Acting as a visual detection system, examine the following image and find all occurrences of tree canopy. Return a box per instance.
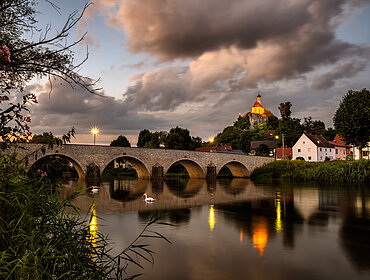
[0,0,95,147]
[110,135,131,147]
[333,88,370,158]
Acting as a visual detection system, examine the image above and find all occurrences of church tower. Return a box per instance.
[251,93,265,115]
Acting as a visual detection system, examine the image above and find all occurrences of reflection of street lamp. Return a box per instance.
[91,127,99,145]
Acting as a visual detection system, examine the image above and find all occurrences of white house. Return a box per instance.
[353,143,370,160]
[293,133,335,161]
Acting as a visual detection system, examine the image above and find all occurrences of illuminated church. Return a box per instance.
[243,93,269,128]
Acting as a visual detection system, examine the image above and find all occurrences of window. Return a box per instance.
[320,156,322,160]
[344,150,346,155]
[298,149,301,152]
[308,156,311,160]
[308,148,311,152]
[320,148,322,151]
[303,141,305,144]
[325,148,327,152]
[336,149,338,154]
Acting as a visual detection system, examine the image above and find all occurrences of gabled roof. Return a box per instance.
[250,140,276,150]
[304,133,333,148]
[329,134,352,148]
[252,101,263,108]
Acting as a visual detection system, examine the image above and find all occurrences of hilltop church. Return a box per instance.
[242,94,269,128]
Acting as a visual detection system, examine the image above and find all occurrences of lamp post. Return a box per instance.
[91,127,99,145]
[275,134,285,159]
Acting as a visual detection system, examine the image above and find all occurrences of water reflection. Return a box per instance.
[209,205,215,231]
[60,179,370,279]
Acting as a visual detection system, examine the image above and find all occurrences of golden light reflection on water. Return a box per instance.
[252,217,268,257]
[275,192,283,232]
[209,205,215,231]
[89,203,98,247]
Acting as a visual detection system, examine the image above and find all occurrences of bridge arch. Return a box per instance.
[29,153,85,179]
[102,156,150,179]
[218,161,250,178]
[165,159,206,179]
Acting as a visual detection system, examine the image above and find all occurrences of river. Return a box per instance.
[60,178,370,280]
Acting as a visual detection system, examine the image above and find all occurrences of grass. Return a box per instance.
[251,159,370,183]
[0,153,170,279]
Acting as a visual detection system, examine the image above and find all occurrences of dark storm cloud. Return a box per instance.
[29,78,164,135]
[94,0,369,111]
[312,60,367,90]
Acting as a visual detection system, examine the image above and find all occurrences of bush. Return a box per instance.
[251,159,370,183]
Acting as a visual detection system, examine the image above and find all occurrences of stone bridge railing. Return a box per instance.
[12,143,274,180]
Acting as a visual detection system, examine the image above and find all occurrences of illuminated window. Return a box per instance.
[308,148,311,152]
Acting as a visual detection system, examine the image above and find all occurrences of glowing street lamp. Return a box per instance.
[91,127,99,145]
[209,137,214,144]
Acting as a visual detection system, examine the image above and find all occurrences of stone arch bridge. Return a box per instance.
[14,143,273,180]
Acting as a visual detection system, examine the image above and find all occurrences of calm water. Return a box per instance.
[61,178,370,280]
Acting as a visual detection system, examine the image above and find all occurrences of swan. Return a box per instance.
[91,186,99,194]
[143,193,155,203]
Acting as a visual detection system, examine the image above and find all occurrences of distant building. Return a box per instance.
[195,146,244,154]
[250,140,276,156]
[242,93,269,128]
[329,134,352,160]
[276,147,293,160]
[293,133,335,161]
[353,143,370,160]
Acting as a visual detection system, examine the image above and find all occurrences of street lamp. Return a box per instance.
[90,127,99,145]
[275,134,285,159]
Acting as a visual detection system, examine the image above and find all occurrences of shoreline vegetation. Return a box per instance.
[251,160,370,183]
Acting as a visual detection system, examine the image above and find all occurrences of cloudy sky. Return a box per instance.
[28,0,370,145]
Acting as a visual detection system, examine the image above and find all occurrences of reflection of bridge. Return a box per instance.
[15,143,273,180]
[59,178,273,213]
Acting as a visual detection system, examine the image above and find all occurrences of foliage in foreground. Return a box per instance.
[251,159,370,183]
[0,153,170,279]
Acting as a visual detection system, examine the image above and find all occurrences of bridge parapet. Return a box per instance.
[12,143,274,180]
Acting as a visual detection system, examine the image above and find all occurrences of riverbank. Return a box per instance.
[251,159,370,183]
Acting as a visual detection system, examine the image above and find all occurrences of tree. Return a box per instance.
[164,126,192,150]
[255,144,270,156]
[110,135,131,147]
[323,127,337,141]
[275,118,304,147]
[302,116,325,135]
[0,0,97,147]
[278,102,292,119]
[233,115,250,130]
[137,129,152,147]
[333,88,370,159]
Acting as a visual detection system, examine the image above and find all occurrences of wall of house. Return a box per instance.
[293,134,318,161]
[317,147,335,161]
[353,144,370,160]
[334,147,347,160]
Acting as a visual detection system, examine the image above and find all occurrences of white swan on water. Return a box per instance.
[143,193,155,203]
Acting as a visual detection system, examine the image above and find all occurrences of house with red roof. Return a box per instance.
[293,133,335,161]
[329,134,352,160]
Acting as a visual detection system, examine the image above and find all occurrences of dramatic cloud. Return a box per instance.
[86,0,370,112]
[28,78,164,138]
[312,60,367,89]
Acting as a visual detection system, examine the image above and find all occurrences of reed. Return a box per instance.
[251,159,370,183]
[0,153,170,279]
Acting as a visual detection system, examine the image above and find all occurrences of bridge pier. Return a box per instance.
[152,163,164,179]
[86,163,100,181]
[206,163,217,179]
